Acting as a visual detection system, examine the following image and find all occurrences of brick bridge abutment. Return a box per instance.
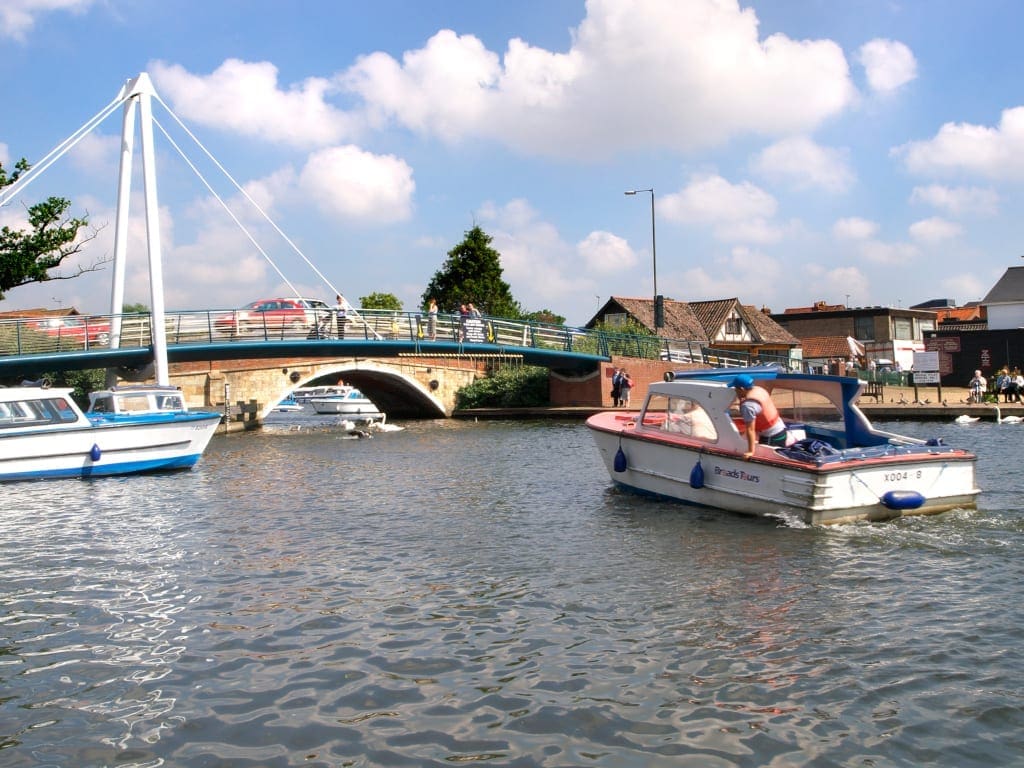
[165,354,494,421]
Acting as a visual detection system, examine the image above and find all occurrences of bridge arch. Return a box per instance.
[258,359,456,420]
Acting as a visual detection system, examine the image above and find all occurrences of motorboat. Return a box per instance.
[586,366,979,525]
[274,395,304,412]
[0,383,222,481]
[310,386,385,421]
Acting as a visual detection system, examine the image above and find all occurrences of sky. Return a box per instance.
[2,0,1024,326]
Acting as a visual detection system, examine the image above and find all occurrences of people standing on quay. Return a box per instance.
[968,369,987,403]
[458,304,470,341]
[426,298,438,341]
[611,367,622,407]
[619,370,633,407]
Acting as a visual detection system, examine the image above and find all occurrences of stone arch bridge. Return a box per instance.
[167,353,506,421]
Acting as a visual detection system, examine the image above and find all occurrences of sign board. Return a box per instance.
[462,318,487,344]
[912,371,940,384]
[913,351,939,371]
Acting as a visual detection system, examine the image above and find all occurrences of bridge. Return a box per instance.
[0,73,711,420]
[0,308,638,418]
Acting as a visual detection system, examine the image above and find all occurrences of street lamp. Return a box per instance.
[625,187,661,327]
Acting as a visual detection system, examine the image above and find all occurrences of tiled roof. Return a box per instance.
[982,266,1024,304]
[597,297,708,341]
[736,304,801,345]
[593,296,798,346]
[800,336,860,359]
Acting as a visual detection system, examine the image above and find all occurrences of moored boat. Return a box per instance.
[310,386,385,421]
[0,383,222,481]
[587,366,979,525]
[274,395,304,412]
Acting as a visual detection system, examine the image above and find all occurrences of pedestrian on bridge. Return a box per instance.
[335,294,348,339]
[427,298,438,341]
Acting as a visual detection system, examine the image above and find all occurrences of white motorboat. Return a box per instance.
[0,383,222,482]
[310,387,385,421]
[274,395,304,412]
[587,366,979,525]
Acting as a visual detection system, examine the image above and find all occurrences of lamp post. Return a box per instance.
[625,187,661,327]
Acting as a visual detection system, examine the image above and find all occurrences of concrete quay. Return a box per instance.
[453,386,1024,422]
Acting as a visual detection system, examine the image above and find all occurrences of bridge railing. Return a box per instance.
[3,308,780,369]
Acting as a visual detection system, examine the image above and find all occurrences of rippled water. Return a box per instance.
[2,413,1023,767]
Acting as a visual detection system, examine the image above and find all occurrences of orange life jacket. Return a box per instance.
[743,386,784,434]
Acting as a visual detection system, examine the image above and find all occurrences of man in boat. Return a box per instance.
[731,373,787,459]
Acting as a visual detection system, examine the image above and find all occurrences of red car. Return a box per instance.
[215,297,332,335]
[29,316,111,347]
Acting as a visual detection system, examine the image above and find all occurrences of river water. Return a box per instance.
[2,411,1022,767]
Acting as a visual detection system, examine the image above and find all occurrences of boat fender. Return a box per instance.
[613,446,628,473]
[89,444,102,462]
[690,458,705,489]
[881,490,925,510]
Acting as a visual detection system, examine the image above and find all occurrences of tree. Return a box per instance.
[422,226,522,318]
[359,292,402,311]
[522,309,566,325]
[122,302,149,314]
[0,158,103,301]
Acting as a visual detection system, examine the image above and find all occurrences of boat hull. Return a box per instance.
[0,414,221,482]
[309,398,384,419]
[589,416,978,525]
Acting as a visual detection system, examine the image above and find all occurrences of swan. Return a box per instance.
[954,414,979,423]
[994,406,1023,424]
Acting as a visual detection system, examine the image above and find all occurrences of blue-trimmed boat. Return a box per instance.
[0,383,221,481]
[587,366,979,525]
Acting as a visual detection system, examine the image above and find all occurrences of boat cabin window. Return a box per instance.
[155,393,184,410]
[0,396,79,428]
[766,386,844,428]
[649,394,718,441]
[117,393,156,413]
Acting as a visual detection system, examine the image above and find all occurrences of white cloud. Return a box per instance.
[940,274,987,303]
[577,231,636,274]
[751,136,855,192]
[909,184,999,216]
[661,173,782,244]
[0,0,94,41]
[894,106,1024,179]
[332,0,856,158]
[672,246,782,302]
[297,146,414,224]
[150,59,360,148]
[833,217,878,240]
[909,217,962,243]
[859,239,919,265]
[804,264,871,304]
[857,38,917,93]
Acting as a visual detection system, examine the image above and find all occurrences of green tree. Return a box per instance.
[0,158,103,301]
[122,302,149,314]
[422,226,522,318]
[522,308,566,325]
[359,292,402,311]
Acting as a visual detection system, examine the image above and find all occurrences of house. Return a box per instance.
[771,300,937,372]
[979,266,1024,330]
[586,296,800,365]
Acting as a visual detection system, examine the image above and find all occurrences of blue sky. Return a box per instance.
[3,0,1023,325]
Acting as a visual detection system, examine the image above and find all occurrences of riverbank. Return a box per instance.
[453,385,1024,422]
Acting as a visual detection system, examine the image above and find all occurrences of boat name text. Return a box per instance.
[715,465,760,483]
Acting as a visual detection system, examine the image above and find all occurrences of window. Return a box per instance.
[725,318,742,336]
[854,316,874,341]
[648,394,718,441]
[893,317,912,340]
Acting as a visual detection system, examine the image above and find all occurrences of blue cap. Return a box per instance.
[731,373,754,389]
